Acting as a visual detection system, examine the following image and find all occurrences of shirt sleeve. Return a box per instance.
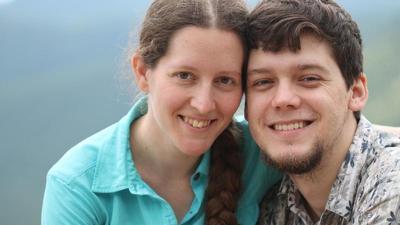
[41,174,104,225]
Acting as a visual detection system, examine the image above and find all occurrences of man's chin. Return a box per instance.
[261,145,324,174]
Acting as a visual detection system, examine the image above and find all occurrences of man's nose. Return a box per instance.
[271,83,301,110]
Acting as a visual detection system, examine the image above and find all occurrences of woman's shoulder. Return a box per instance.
[47,123,119,186]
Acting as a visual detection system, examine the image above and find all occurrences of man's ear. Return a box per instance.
[349,73,368,111]
[131,53,150,93]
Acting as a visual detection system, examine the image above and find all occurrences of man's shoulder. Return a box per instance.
[373,124,400,137]
[356,124,400,194]
[369,126,400,169]
[363,126,400,173]
[349,126,400,223]
[353,119,400,170]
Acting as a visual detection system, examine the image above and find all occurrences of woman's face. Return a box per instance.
[143,26,244,157]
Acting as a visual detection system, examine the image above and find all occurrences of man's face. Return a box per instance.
[246,34,365,174]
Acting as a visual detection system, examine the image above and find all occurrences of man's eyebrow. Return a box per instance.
[247,68,274,75]
[296,63,329,73]
[247,63,330,76]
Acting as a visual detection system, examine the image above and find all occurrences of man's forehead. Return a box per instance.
[247,36,336,74]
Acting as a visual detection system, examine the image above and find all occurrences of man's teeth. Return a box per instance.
[274,121,305,131]
[183,117,211,128]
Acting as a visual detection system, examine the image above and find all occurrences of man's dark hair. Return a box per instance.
[248,0,364,88]
[247,0,364,119]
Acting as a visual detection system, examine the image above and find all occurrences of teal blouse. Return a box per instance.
[41,97,281,225]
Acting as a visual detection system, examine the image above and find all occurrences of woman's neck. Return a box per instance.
[129,114,199,222]
[129,114,200,180]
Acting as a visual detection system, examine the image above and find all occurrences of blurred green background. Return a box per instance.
[0,0,399,224]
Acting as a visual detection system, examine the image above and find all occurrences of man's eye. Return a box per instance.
[253,79,273,86]
[299,75,323,87]
[175,72,193,80]
[300,76,320,82]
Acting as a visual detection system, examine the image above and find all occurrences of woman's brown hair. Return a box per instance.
[136,0,248,224]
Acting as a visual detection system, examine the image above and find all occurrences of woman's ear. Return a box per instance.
[349,73,368,111]
[131,53,150,93]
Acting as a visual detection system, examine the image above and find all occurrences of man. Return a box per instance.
[245,0,400,224]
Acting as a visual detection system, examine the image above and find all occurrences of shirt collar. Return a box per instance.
[195,152,210,177]
[91,96,148,193]
[276,176,316,224]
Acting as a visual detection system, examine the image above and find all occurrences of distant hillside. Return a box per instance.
[353,3,400,125]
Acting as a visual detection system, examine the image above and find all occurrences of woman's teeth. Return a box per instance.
[183,116,211,128]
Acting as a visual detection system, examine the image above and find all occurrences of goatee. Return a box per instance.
[262,142,323,175]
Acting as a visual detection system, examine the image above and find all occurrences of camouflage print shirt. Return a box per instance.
[257,116,400,225]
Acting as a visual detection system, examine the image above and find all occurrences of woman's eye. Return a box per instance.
[175,72,193,80]
[218,76,235,85]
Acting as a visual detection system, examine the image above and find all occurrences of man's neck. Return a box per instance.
[289,158,343,221]
[289,116,358,221]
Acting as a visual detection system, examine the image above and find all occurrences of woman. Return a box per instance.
[41,0,281,225]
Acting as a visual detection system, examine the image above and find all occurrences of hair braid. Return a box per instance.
[206,122,243,225]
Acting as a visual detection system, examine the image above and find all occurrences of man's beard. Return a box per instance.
[262,142,324,175]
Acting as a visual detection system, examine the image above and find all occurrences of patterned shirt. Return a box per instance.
[258,116,400,225]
